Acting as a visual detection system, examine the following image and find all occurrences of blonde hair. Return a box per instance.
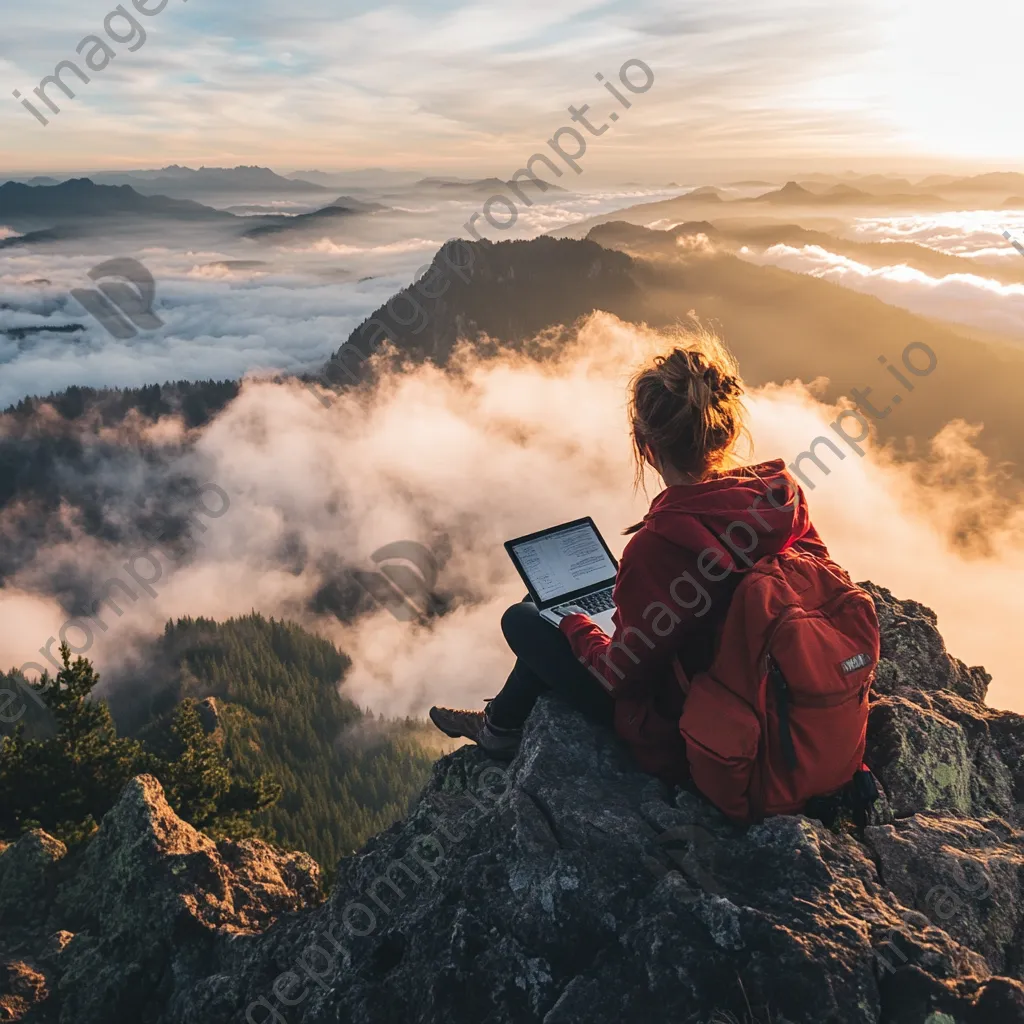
[627,329,749,508]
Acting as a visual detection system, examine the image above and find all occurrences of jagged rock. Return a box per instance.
[51,775,321,1023]
[176,693,1023,1024]
[867,683,1021,825]
[862,583,991,705]
[865,814,1024,977]
[57,775,320,935]
[38,932,72,963]
[868,696,974,818]
[0,834,66,1021]
[2,584,1023,1024]
[0,832,65,931]
[196,697,223,741]
[0,959,48,1021]
[862,585,1023,827]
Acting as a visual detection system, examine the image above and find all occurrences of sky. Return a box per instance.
[0,0,1021,178]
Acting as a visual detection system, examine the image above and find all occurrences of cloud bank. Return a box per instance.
[744,243,1024,342]
[2,313,1022,720]
[0,186,689,407]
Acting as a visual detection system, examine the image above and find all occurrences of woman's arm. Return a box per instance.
[558,530,719,698]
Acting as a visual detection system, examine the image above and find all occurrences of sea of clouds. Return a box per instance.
[0,186,685,408]
[738,207,1024,343]
[2,313,1022,718]
[743,242,1024,342]
[851,210,1024,260]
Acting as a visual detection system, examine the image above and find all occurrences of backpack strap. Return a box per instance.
[804,764,880,831]
[848,763,880,830]
[671,654,691,695]
[768,657,798,772]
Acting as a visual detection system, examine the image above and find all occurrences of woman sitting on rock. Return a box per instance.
[429,332,839,788]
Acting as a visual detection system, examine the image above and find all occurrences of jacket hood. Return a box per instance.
[641,459,811,573]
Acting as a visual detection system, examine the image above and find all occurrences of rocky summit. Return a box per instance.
[3,583,1024,1024]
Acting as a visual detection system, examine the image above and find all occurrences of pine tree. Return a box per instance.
[0,645,280,846]
[156,698,280,838]
[0,646,146,840]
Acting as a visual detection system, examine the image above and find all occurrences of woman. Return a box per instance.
[430,333,830,783]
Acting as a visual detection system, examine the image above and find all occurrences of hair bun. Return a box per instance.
[703,365,740,404]
[626,330,748,503]
[656,350,698,397]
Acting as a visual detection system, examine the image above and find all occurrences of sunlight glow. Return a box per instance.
[875,0,1024,161]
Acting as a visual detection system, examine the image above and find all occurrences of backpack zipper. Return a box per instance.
[768,656,798,772]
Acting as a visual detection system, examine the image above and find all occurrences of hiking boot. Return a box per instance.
[428,705,522,760]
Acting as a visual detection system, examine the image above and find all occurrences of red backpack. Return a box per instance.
[678,549,880,822]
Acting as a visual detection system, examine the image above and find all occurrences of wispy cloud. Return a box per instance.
[0,0,894,175]
[744,242,1024,342]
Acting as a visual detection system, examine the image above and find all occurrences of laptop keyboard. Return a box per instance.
[555,588,615,616]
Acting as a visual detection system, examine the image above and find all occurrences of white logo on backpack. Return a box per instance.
[840,652,872,674]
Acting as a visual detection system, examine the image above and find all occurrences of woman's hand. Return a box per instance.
[554,605,589,618]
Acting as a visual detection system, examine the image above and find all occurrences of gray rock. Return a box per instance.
[0,958,48,1021]
[52,775,321,1023]
[0,831,65,931]
[2,583,1024,1024]
[867,689,1021,825]
[867,696,974,817]
[861,582,992,705]
[865,814,1024,977]
[196,696,223,740]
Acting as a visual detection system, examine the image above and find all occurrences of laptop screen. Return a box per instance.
[510,521,617,603]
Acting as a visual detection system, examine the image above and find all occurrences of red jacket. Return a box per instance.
[559,459,829,782]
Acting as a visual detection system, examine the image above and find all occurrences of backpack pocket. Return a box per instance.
[760,607,874,813]
[680,673,761,822]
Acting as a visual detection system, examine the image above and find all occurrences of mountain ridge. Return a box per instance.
[3,166,332,198]
[0,178,234,226]
[315,232,1024,488]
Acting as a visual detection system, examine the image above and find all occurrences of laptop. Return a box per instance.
[505,517,619,633]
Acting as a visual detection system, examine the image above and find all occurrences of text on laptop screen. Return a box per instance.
[511,523,616,603]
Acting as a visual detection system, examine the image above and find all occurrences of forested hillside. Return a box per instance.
[3,614,439,874]
[1,378,240,427]
[122,613,438,870]
[320,232,1024,478]
[0,646,280,848]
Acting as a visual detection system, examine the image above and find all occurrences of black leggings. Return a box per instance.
[487,599,615,729]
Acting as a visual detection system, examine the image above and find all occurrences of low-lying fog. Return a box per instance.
[2,315,1022,717]
[0,183,686,407]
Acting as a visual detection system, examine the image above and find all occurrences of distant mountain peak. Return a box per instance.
[825,183,870,198]
[683,185,724,201]
[414,175,567,194]
[0,177,231,223]
[753,181,824,204]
